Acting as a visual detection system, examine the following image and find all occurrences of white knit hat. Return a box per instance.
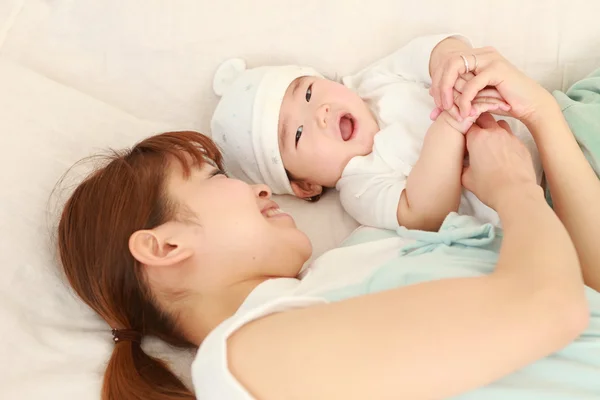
[211,58,322,195]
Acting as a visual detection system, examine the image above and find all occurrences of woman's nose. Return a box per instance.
[252,184,272,199]
[315,104,330,129]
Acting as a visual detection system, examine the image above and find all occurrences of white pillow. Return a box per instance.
[0,57,356,397]
[0,58,172,397]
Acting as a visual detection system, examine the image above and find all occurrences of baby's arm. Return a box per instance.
[397,105,499,231]
[396,112,464,231]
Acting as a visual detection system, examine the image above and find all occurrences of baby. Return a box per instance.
[211,34,542,231]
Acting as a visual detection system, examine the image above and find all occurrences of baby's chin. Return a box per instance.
[319,166,345,188]
[352,136,375,156]
[349,120,377,146]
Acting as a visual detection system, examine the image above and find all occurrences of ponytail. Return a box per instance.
[103,340,194,400]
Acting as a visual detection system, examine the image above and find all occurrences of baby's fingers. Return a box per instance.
[473,96,511,111]
[432,88,465,121]
[468,102,501,121]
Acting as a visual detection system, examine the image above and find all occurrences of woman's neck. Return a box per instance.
[181,277,269,346]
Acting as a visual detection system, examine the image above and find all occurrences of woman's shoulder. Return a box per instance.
[191,279,327,399]
[338,225,399,247]
[190,229,408,398]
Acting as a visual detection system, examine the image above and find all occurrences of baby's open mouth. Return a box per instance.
[339,114,355,141]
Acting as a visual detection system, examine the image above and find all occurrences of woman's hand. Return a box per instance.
[429,39,508,113]
[430,46,510,113]
[461,113,540,210]
[429,37,473,85]
[429,72,510,121]
[430,47,554,122]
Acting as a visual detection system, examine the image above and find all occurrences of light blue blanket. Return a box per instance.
[546,68,600,207]
[324,213,600,398]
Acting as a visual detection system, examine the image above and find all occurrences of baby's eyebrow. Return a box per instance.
[279,119,289,151]
[290,77,303,97]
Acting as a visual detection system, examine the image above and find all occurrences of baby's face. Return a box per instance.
[278,76,379,190]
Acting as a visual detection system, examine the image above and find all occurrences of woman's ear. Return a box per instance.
[129,221,195,268]
[290,180,323,199]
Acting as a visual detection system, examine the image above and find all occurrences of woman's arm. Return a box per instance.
[524,100,600,291]
[226,122,588,400]
[446,48,600,292]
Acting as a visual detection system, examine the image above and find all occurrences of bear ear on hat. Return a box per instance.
[213,58,247,96]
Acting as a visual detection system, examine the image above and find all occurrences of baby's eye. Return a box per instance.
[295,126,303,147]
[305,84,312,102]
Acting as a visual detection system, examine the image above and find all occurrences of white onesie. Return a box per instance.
[336,34,543,230]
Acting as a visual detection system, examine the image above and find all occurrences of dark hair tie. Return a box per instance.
[111,328,142,344]
[307,193,322,202]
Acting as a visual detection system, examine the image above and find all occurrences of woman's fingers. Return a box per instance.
[475,88,506,101]
[474,112,499,129]
[430,69,443,109]
[457,68,504,118]
[461,116,537,209]
[496,119,512,133]
[439,56,470,109]
[433,45,553,125]
[473,96,511,112]
[436,48,499,111]
[454,75,472,93]
[429,106,443,121]
[456,72,510,112]
[446,103,464,122]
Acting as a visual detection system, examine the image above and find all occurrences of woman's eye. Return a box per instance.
[212,169,227,177]
[295,126,303,147]
[305,84,312,102]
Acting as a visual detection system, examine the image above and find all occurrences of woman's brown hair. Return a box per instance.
[57,131,222,400]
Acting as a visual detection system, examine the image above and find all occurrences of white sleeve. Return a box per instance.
[191,296,327,400]
[342,33,471,91]
[337,150,412,231]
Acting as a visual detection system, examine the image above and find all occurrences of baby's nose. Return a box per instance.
[315,104,330,129]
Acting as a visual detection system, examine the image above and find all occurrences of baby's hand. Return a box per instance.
[436,102,502,134]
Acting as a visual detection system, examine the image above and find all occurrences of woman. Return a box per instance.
[57,48,600,400]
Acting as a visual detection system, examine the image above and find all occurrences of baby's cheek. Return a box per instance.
[307,153,330,174]
[318,151,349,183]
